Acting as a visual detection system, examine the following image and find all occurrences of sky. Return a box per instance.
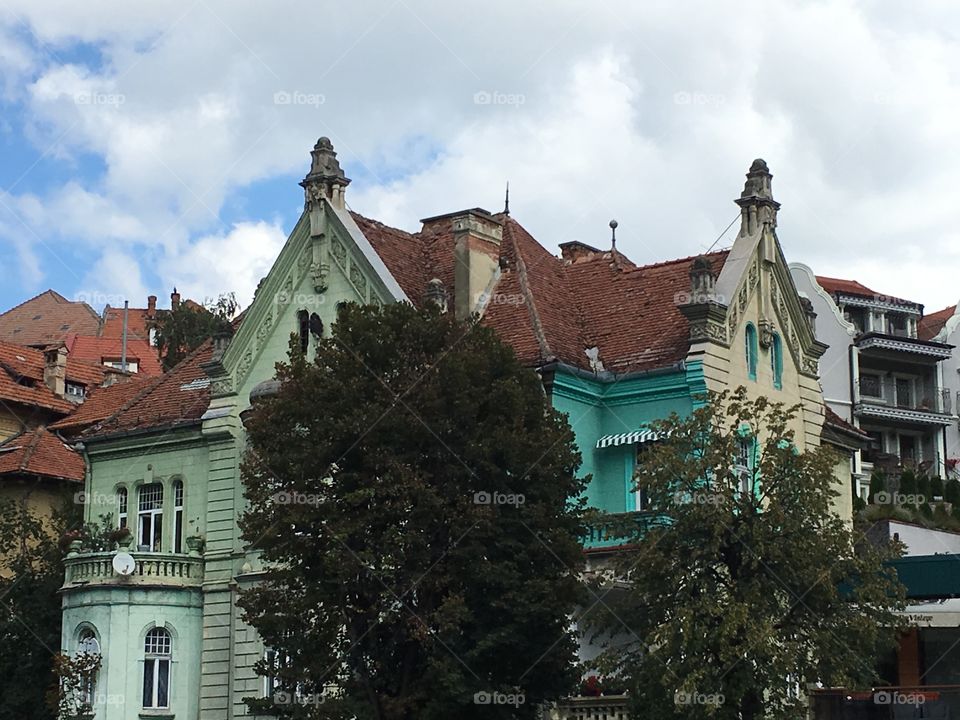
[1,0,958,316]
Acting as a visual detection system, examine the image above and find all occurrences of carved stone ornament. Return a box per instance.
[310,261,329,293]
[758,319,775,349]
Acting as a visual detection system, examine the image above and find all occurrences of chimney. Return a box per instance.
[43,345,68,398]
[300,137,351,213]
[421,209,503,321]
[147,295,157,318]
[559,241,603,264]
[735,159,780,236]
[689,255,717,303]
[171,287,181,310]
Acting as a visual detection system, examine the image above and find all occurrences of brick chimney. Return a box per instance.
[421,209,502,321]
[147,295,157,318]
[171,287,181,310]
[559,241,602,263]
[43,345,68,397]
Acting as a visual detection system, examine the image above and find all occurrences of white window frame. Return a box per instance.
[77,628,101,707]
[117,487,128,530]
[138,483,164,552]
[143,627,172,709]
[172,480,184,554]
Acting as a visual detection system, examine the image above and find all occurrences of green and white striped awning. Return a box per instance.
[596,429,662,449]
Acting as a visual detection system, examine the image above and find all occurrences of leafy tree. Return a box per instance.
[930,475,944,500]
[152,292,237,370]
[0,497,79,720]
[588,388,906,720]
[239,302,588,720]
[868,473,886,504]
[946,478,960,506]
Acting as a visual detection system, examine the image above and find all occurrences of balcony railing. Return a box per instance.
[583,512,669,550]
[551,695,629,720]
[63,551,204,589]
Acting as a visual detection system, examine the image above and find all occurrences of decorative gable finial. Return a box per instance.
[300,137,351,210]
[424,278,448,313]
[689,255,717,302]
[735,158,780,236]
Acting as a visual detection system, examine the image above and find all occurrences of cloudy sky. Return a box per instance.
[1,0,957,315]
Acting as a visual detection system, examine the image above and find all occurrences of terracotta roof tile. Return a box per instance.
[80,342,213,438]
[64,335,163,377]
[0,339,105,388]
[0,426,84,482]
[0,290,100,346]
[919,305,957,341]
[815,275,916,308]
[49,377,154,434]
[100,306,153,342]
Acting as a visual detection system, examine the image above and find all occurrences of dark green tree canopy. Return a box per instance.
[152,292,237,370]
[588,388,906,720]
[239,302,589,720]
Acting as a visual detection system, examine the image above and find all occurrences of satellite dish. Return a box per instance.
[112,552,136,576]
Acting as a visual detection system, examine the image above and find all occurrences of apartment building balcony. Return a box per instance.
[551,694,629,720]
[855,331,953,361]
[62,550,204,590]
[854,378,953,427]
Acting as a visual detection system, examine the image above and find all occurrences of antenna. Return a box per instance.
[504,181,510,215]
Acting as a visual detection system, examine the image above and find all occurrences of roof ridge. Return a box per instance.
[625,248,730,273]
[18,427,44,472]
[504,219,554,362]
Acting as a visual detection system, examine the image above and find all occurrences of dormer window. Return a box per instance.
[66,383,85,398]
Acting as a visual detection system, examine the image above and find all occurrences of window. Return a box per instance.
[77,629,101,707]
[736,438,755,496]
[895,377,913,408]
[143,628,172,709]
[66,383,85,398]
[745,323,758,381]
[860,374,882,399]
[118,488,128,530]
[138,484,163,552]
[634,443,653,511]
[172,480,184,554]
[770,333,783,390]
[297,310,310,354]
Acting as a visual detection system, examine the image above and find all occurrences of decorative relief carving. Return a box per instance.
[738,284,748,311]
[211,377,234,396]
[236,350,253,385]
[298,246,312,275]
[690,321,728,344]
[349,263,368,298]
[331,239,347,268]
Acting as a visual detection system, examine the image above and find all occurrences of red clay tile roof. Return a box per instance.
[919,305,957,341]
[0,426,84,482]
[823,406,868,438]
[0,340,106,388]
[815,275,917,308]
[65,335,163,377]
[79,342,214,439]
[0,290,101,346]
[100,306,154,342]
[358,210,729,373]
[49,377,154,434]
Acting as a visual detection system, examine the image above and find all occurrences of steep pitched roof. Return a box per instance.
[65,335,163,377]
[0,290,101,346]
[100,306,152,341]
[0,339,105,388]
[359,210,730,374]
[0,426,84,482]
[79,342,214,439]
[815,275,916,308]
[919,304,957,341]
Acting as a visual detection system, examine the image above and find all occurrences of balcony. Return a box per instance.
[551,695,629,720]
[62,551,204,590]
[854,378,952,426]
[583,512,669,551]
[855,332,952,361]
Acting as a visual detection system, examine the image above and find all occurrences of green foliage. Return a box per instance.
[0,496,81,720]
[930,476,944,499]
[899,469,917,496]
[152,293,237,370]
[868,473,886,503]
[59,514,128,553]
[945,478,960,505]
[915,474,931,502]
[587,388,907,720]
[47,651,101,720]
[238,302,589,720]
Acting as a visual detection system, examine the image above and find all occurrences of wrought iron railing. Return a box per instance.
[856,378,950,414]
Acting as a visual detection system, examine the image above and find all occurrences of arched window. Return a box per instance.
[117,487,128,529]
[77,628,101,707]
[138,484,163,552]
[745,323,758,381]
[143,627,172,709]
[771,333,783,389]
[172,480,184,554]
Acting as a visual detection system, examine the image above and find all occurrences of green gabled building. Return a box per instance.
[61,141,847,719]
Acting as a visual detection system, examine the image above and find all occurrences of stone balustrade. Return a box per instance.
[63,551,204,589]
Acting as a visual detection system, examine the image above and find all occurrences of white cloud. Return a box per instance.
[4,0,960,310]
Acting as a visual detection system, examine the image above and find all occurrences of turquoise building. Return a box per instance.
[60,142,845,718]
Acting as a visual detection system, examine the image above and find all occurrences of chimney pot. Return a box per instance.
[147,295,157,316]
[43,345,68,398]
